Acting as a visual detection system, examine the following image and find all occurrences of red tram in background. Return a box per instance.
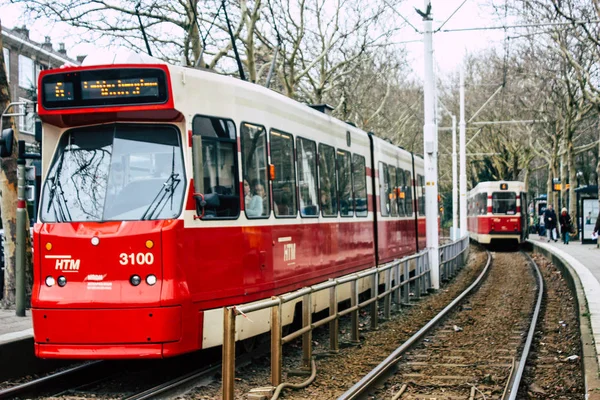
[467,181,528,245]
[32,52,426,359]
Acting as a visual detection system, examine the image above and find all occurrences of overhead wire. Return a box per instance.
[381,0,421,34]
[441,19,600,33]
[192,0,224,68]
[434,0,469,32]
[265,0,283,88]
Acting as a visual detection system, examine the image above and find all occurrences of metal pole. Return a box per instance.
[329,285,339,353]
[370,272,378,330]
[383,269,391,319]
[452,115,458,240]
[459,66,467,237]
[271,299,282,386]
[394,264,401,312]
[351,280,359,343]
[422,0,439,289]
[222,307,236,400]
[402,261,409,304]
[301,293,312,369]
[16,154,26,317]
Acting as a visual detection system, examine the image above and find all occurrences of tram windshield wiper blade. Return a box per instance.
[45,154,72,222]
[140,172,181,221]
[46,178,72,222]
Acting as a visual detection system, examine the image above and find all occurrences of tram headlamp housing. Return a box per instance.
[45,276,55,287]
[146,274,157,286]
[57,276,67,287]
[130,275,141,286]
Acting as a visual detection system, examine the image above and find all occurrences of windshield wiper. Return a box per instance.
[45,153,72,222]
[141,172,182,220]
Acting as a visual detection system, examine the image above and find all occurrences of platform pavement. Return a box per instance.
[0,308,33,346]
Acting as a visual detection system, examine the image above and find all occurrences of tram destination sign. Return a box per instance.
[41,67,168,109]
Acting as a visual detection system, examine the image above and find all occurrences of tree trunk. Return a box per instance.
[597,113,600,243]
[547,164,553,207]
[560,150,568,211]
[0,22,22,307]
[568,142,577,214]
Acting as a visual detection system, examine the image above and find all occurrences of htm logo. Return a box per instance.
[50,257,80,270]
[284,243,296,262]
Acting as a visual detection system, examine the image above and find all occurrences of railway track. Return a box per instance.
[339,251,543,400]
[0,361,110,399]
[0,340,266,399]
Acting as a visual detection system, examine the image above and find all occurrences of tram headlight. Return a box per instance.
[45,276,55,287]
[146,274,157,286]
[57,276,67,287]
[130,275,142,286]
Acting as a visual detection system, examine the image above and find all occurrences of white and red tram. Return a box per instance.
[32,52,427,359]
[467,181,528,244]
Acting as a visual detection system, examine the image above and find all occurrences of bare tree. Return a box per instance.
[507,0,600,228]
[6,0,244,68]
[264,0,401,100]
[0,20,32,307]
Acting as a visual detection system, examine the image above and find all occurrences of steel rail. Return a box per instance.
[502,251,544,400]
[123,363,221,400]
[125,340,270,400]
[338,250,492,400]
[0,361,103,399]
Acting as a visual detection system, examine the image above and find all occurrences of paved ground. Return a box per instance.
[0,308,32,345]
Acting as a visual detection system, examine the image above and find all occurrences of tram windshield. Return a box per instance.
[492,192,517,215]
[40,124,185,222]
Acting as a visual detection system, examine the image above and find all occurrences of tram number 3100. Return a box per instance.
[119,252,155,265]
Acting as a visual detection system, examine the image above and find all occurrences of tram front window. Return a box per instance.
[492,192,517,215]
[40,124,185,222]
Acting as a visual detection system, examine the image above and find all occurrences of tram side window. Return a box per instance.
[404,170,413,216]
[337,150,353,217]
[352,154,368,217]
[319,143,337,217]
[270,129,297,217]
[478,192,487,215]
[379,162,390,216]
[492,192,516,214]
[241,122,270,218]
[418,174,425,216]
[396,168,406,217]
[297,137,319,217]
[388,166,398,217]
[192,115,239,218]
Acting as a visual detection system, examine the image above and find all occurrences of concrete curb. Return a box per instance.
[527,240,600,400]
[0,327,33,346]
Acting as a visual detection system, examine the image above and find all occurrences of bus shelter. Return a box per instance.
[575,185,598,243]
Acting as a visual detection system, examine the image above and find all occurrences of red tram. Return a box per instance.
[32,52,426,359]
[467,181,528,245]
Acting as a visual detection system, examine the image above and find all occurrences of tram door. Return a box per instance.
[521,192,529,240]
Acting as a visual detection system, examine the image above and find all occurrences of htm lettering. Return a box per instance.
[284,243,296,262]
[55,259,81,270]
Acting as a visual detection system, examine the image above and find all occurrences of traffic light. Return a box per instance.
[25,165,35,202]
[0,128,13,157]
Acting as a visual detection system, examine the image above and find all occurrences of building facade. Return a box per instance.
[2,25,82,143]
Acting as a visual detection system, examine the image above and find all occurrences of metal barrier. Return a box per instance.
[221,237,470,399]
[439,235,469,282]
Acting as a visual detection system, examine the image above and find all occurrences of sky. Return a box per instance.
[0,0,508,80]
[395,0,508,79]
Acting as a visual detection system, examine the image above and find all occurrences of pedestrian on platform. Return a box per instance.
[559,208,572,245]
[593,214,600,247]
[544,204,558,242]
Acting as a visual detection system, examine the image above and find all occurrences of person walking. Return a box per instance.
[544,204,558,242]
[559,208,572,245]
[593,214,600,247]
